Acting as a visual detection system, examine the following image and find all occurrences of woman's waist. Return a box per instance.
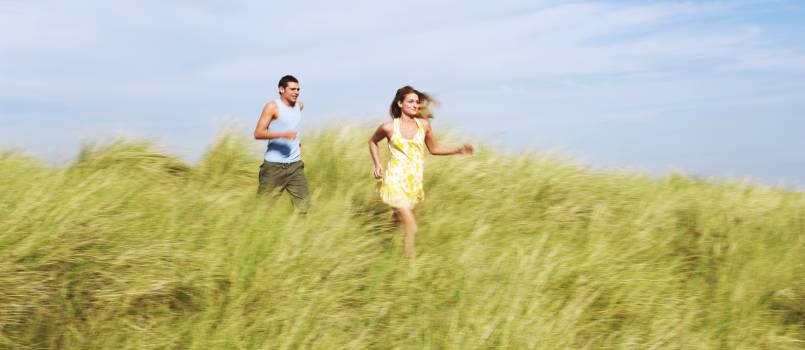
[386,155,423,165]
[387,148,423,159]
[385,162,423,173]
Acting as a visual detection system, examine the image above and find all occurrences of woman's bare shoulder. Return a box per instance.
[378,121,394,132]
[416,117,432,131]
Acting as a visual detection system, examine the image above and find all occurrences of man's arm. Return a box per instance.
[254,102,297,140]
[299,101,304,149]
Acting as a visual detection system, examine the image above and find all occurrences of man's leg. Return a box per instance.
[284,161,310,213]
[257,161,286,198]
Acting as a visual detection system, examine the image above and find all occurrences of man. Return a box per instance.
[254,75,309,212]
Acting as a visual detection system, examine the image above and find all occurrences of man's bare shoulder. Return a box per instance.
[261,101,279,119]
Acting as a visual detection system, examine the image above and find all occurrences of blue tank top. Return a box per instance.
[264,99,302,163]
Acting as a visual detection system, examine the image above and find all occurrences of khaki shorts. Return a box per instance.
[257,160,309,212]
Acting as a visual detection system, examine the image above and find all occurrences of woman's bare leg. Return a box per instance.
[393,207,418,260]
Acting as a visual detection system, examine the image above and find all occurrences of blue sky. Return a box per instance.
[1,0,804,187]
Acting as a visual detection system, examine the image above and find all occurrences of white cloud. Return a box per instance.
[4,0,798,100]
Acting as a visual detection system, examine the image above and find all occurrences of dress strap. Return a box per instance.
[413,118,425,138]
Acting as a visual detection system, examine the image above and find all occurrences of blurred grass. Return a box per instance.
[1,127,803,349]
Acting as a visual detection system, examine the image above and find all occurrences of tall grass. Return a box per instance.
[1,127,803,349]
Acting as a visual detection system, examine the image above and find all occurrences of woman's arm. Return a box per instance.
[368,123,391,178]
[422,119,473,156]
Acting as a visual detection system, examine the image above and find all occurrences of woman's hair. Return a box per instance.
[417,90,438,119]
[389,85,438,119]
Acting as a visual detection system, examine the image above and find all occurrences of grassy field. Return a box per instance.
[1,128,804,349]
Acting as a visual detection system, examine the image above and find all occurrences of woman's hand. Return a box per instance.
[373,165,384,179]
[457,144,474,155]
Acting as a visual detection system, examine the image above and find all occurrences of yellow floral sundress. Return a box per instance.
[379,117,425,209]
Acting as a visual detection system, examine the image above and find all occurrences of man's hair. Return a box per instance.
[278,75,299,88]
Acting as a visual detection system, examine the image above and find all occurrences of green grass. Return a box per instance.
[1,127,804,349]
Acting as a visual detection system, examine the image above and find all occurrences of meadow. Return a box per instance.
[1,128,803,349]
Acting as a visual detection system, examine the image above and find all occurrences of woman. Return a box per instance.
[368,86,473,260]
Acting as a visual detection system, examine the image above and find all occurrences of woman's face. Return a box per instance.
[398,93,420,117]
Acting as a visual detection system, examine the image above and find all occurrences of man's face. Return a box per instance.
[279,82,300,103]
